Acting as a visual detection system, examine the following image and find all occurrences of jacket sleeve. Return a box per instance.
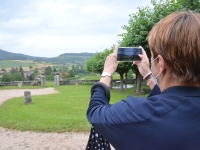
[87,82,157,125]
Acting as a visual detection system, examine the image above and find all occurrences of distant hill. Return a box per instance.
[0,49,41,60]
[0,49,95,64]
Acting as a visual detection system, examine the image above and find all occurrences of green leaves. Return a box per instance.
[86,0,200,93]
[86,46,114,74]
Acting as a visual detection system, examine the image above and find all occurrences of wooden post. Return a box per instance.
[24,91,32,104]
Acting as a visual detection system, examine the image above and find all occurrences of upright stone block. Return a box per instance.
[54,75,57,86]
[54,75,60,86]
[56,75,59,86]
[41,75,46,86]
[24,91,32,104]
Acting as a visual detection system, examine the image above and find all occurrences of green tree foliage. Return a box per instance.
[29,65,33,69]
[1,68,6,72]
[86,46,114,74]
[44,66,52,75]
[68,69,75,77]
[19,66,24,77]
[46,75,54,81]
[61,72,70,79]
[15,67,18,72]
[116,62,132,92]
[53,68,57,72]
[71,64,86,75]
[10,67,17,74]
[1,74,14,82]
[33,67,39,74]
[119,5,154,93]
[118,0,200,93]
[13,72,23,81]
[58,64,68,73]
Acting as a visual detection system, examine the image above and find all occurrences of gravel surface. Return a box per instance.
[0,88,89,150]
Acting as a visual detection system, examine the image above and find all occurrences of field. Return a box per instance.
[0,85,149,133]
[0,60,55,71]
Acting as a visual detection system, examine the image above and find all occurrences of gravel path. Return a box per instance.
[0,88,89,150]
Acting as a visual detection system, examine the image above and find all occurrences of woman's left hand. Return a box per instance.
[102,46,119,75]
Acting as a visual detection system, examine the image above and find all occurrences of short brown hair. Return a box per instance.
[148,11,200,86]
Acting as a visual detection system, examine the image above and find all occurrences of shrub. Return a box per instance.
[81,82,94,85]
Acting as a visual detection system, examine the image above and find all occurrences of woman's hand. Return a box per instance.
[134,46,151,77]
[100,46,119,87]
[102,46,119,75]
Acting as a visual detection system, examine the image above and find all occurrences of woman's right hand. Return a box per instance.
[134,46,151,77]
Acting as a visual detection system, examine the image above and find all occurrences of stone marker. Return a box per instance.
[24,91,32,104]
[41,75,46,86]
[54,75,60,86]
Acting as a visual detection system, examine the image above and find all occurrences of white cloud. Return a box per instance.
[0,0,152,57]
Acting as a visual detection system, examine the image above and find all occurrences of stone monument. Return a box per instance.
[24,91,32,104]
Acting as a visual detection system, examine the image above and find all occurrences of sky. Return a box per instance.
[0,0,152,57]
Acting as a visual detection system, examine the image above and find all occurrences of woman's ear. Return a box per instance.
[158,55,167,74]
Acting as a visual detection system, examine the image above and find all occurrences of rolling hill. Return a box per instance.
[0,49,95,64]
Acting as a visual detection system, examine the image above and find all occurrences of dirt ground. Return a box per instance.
[0,88,90,150]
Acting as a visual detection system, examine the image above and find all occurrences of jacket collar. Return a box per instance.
[161,86,200,97]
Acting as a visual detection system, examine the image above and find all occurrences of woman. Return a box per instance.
[87,11,200,150]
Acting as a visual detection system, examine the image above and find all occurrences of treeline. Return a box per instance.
[1,66,26,82]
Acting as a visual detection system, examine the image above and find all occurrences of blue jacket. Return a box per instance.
[87,84,200,150]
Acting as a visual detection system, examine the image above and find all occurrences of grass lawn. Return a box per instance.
[0,85,149,133]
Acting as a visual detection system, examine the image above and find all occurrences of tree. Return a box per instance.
[44,66,52,75]
[15,67,18,72]
[1,74,14,82]
[61,72,70,79]
[119,5,154,94]
[68,69,75,77]
[58,64,68,72]
[19,66,24,78]
[46,75,54,80]
[116,62,132,92]
[1,68,6,72]
[53,68,57,72]
[119,0,200,93]
[10,67,17,74]
[29,66,33,70]
[33,67,39,74]
[13,72,23,81]
[86,46,114,74]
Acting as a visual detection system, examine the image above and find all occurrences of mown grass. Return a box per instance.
[0,85,149,133]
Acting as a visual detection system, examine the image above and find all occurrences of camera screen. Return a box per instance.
[117,47,142,62]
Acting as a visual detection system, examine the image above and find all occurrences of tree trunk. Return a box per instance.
[135,73,143,95]
[125,73,127,89]
[120,73,124,93]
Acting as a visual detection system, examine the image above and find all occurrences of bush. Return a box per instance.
[45,81,54,87]
[1,74,15,82]
[81,82,94,85]
[31,81,40,86]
